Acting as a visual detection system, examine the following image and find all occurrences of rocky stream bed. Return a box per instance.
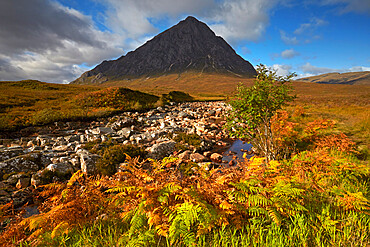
[0,101,254,229]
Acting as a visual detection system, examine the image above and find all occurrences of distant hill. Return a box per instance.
[297,71,370,85]
[71,16,256,85]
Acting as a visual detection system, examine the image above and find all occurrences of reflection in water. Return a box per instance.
[222,139,253,164]
[24,205,39,218]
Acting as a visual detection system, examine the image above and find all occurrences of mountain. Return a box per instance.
[72,16,256,84]
[298,71,370,85]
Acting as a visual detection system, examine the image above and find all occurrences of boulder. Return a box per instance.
[207,110,216,116]
[178,150,192,162]
[147,141,176,160]
[45,163,74,176]
[36,135,52,147]
[190,153,207,163]
[90,127,115,135]
[178,111,192,119]
[53,145,69,151]
[117,127,132,139]
[64,135,79,142]
[77,150,100,175]
[210,153,223,163]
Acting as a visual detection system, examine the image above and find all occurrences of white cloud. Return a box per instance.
[270,64,293,77]
[300,62,337,74]
[280,30,299,45]
[281,49,300,59]
[208,0,279,43]
[104,0,214,39]
[294,17,327,35]
[104,0,282,44]
[297,62,370,78]
[280,17,327,45]
[270,48,300,60]
[347,66,370,72]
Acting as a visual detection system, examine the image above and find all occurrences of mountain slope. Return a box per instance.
[72,16,256,84]
[298,71,370,85]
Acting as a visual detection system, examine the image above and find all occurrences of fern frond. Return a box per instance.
[107,185,139,194]
[248,194,269,207]
[28,215,46,231]
[158,182,182,204]
[26,228,43,241]
[67,170,84,186]
[51,221,69,239]
[266,206,282,225]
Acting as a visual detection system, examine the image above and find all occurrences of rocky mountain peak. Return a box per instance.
[72,16,257,84]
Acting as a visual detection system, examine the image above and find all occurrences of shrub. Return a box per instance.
[173,132,202,148]
[96,144,146,176]
[161,91,194,105]
[76,87,159,111]
[226,64,296,162]
[31,108,61,126]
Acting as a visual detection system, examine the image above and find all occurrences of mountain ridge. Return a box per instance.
[72,16,256,84]
[297,71,370,85]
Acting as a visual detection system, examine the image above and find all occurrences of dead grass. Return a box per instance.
[297,71,370,85]
[1,76,369,149]
[102,72,254,99]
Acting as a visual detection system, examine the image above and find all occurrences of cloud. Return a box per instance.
[270,48,300,60]
[280,17,327,45]
[0,0,123,83]
[300,62,337,74]
[320,0,370,15]
[104,0,282,44]
[104,0,215,40]
[270,64,293,77]
[294,18,327,35]
[298,62,370,78]
[281,49,300,59]
[347,66,370,72]
[280,31,299,45]
[207,0,279,43]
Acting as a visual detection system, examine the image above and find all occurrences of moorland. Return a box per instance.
[0,72,369,246]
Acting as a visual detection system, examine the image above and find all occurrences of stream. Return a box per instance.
[221,139,253,165]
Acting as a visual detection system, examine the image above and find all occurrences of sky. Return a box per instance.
[0,0,369,83]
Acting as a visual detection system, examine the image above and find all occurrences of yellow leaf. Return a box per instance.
[224,210,235,215]
[156,224,169,237]
[148,214,161,227]
[216,174,233,185]
[220,200,233,210]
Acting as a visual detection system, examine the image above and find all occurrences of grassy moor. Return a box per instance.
[0,71,369,246]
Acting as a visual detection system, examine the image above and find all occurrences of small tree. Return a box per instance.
[226,64,296,162]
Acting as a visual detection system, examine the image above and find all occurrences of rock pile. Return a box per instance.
[0,102,234,209]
